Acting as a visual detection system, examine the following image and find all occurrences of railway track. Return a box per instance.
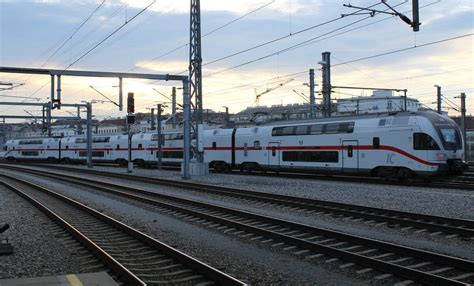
[0,173,245,286]
[4,164,473,240]
[25,161,474,191]
[2,166,474,285]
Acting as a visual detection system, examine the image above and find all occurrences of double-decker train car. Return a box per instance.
[2,111,467,178]
[204,111,466,178]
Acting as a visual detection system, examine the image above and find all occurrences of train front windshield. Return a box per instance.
[439,128,462,150]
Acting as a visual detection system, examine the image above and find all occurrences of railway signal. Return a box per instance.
[127,92,135,113]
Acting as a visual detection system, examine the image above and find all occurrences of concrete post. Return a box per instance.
[172,86,177,129]
[86,102,93,168]
[309,69,315,119]
[321,52,331,117]
[150,108,155,130]
[435,85,442,114]
[118,77,123,112]
[460,93,467,161]
[157,104,162,169]
[56,75,61,110]
[182,80,190,179]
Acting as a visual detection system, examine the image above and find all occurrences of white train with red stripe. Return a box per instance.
[2,111,467,178]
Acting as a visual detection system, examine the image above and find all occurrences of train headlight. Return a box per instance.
[436,152,447,159]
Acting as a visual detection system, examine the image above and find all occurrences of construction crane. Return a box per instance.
[254,78,294,106]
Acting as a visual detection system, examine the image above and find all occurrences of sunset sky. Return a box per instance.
[0,0,472,121]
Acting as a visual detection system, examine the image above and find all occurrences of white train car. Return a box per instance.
[205,111,466,178]
[3,111,466,178]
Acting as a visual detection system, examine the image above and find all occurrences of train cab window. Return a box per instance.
[373,137,380,149]
[413,133,440,150]
[212,142,217,149]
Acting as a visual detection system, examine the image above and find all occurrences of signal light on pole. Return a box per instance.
[127,92,135,113]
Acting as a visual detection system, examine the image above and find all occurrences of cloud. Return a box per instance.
[119,0,321,15]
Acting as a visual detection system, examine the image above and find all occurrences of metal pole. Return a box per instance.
[127,122,133,173]
[435,85,442,114]
[182,79,190,179]
[460,93,467,161]
[86,103,93,168]
[309,68,315,119]
[56,75,61,110]
[50,75,54,107]
[172,86,177,129]
[76,106,82,135]
[150,108,155,130]
[321,52,331,117]
[157,104,162,169]
[47,102,52,137]
[223,106,229,126]
[403,89,407,111]
[118,77,123,111]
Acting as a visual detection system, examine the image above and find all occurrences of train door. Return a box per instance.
[267,142,280,169]
[342,140,359,172]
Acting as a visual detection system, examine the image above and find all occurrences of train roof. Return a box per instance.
[258,111,444,127]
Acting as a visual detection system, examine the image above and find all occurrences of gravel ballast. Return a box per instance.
[0,185,102,280]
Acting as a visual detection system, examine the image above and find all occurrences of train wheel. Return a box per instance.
[397,168,414,181]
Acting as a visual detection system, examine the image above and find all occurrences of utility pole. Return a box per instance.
[459,93,467,161]
[435,85,442,114]
[182,79,191,179]
[403,89,407,111]
[189,0,204,163]
[172,86,177,129]
[150,108,155,130]
[76,106,82,135]
[309,68,315,119]
[46,102,52,137]
[320,52,331,117]
[86,102,93,168]
[223,106,229,126]
[157,103,162,169]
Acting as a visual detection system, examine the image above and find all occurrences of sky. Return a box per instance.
[0,0,473,122]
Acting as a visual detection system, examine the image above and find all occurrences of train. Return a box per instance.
[2,111,468,179]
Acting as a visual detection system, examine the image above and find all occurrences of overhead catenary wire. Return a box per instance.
[134,0,276,72]
[64,0,156,70]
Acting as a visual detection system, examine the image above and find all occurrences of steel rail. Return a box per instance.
[0,174,245,286]
[2,168,473,285]
[0,180,145,286]
[5,164,473,238]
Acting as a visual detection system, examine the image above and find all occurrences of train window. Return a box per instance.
[439,129,461,150]
[92,137,110,143]
[66,146,69,150]
[373,137,380,149]
[295,125,309,135]
[79,151,104,157]
[272,127,283,136]
[21,151,39,156]
[281,126,295,136]
[138,144,143,149]
[339,122,354,133]
[347,145,353,157]
[212,142,217,149]
[117,145,120,149]
[325,124,339,134]
[161,151,183,158]
[19,139,43,145]
[254,141,261,150]
[309,124,323,135]
[75,138,86,143]
[271,146,276,157]
[282,151,339,163]
[413,133,440,150]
